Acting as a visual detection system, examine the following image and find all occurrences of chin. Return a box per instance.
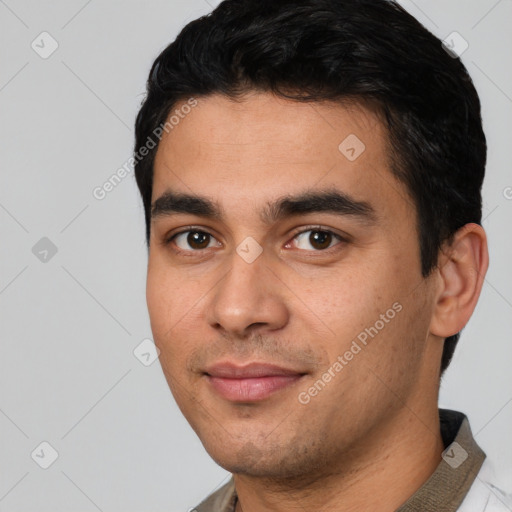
[198,427,336,483]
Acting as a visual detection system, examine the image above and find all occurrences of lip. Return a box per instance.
[204,362,306,402]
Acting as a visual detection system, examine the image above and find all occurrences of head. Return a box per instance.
[134,0,488,479]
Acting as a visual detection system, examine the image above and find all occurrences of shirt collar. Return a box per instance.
[397,408,485,511]
[194,408,485,512]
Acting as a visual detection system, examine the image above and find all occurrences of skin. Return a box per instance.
[146,92,488,511]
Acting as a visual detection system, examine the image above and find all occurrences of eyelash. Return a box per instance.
[163,225,347,256]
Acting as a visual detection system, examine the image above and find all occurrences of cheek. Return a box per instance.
[146,259,208,367]
[304,266,387,342]
[306,252,420,362]
[146,261,186,357]
[146,263,172,338]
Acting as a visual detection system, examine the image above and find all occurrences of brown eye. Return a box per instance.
[292,229,343,251]
[309,231,333,250]
[172,230,219,251]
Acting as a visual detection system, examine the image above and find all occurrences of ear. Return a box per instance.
[430,223,489,338]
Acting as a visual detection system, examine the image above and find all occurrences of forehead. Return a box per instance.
[151,92,412,222]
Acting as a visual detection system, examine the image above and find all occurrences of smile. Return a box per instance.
[204,362,306,402]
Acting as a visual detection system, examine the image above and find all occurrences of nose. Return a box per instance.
[206,246,289,338]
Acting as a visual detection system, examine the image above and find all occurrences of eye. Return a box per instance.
[169,230,221,251]
[164,226,346,254]
[288,228,345,251]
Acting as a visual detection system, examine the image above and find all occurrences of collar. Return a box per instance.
[397,408,485,511]
[194,409,485,512]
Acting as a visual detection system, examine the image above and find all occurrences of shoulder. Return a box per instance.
[458,459,512,512]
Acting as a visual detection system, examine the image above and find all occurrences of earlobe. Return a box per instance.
[429,223,489,338]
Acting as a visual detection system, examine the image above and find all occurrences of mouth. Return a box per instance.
[203,362,307,402]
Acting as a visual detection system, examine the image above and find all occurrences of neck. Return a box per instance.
[233,405,444,512]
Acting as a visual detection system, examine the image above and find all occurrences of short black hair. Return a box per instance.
[134,0,486,374]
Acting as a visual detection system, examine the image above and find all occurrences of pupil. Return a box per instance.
[189,232,209,249]
[311,231,331,249]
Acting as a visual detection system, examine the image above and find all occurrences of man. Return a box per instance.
[133,0,511,510]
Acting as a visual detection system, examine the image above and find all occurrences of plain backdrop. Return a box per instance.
[1,1,511,511]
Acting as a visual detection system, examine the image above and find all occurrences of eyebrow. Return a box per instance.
[151,188,377,226]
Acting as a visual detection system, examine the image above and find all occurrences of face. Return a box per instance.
[147,92,440,480]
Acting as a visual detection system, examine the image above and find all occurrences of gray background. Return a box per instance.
[0,0,511,511]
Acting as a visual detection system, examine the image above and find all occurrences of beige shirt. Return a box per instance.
[194,409,491,512]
